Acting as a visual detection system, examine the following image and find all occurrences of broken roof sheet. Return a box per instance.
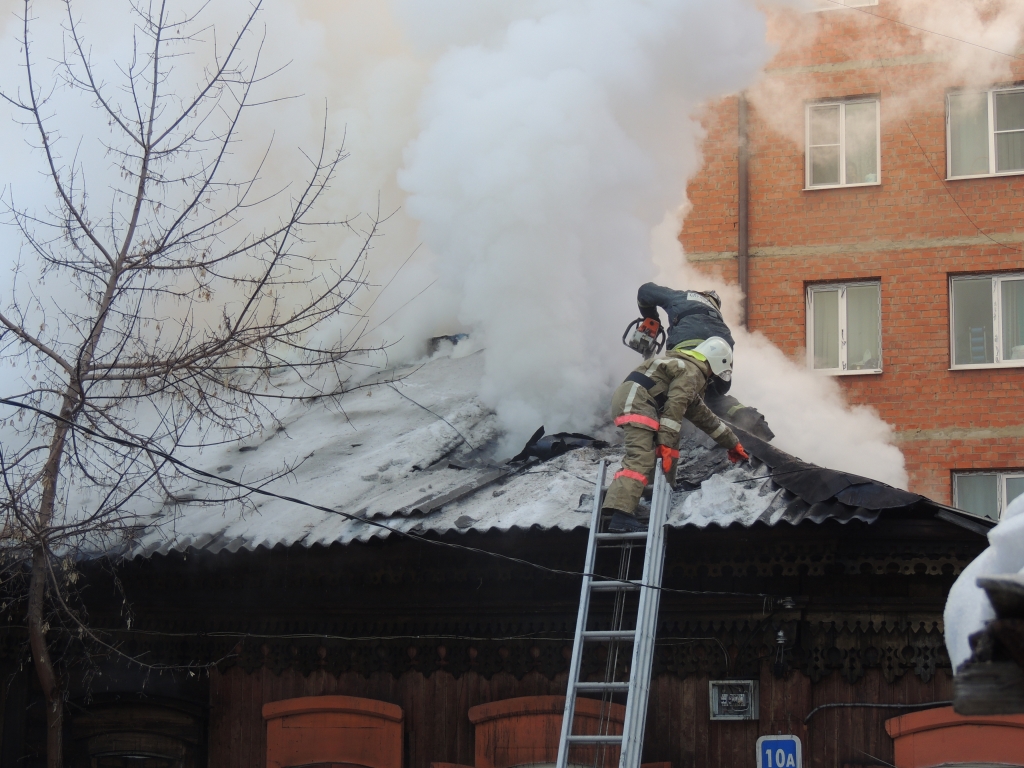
[125,349,987,559]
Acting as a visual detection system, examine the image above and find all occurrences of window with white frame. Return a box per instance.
[806,282,881,373]
[954,471,1024,520]
[947,87,1024,178]
[806,99,880,188]
[950,274,1024,367]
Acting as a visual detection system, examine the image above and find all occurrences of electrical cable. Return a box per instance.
[3,624,757,652]
[863,12,1023,256]
[0,396,771,599]
[729,466,831,484]
[387,382,478,451]
[823,0,1023,62]
[903,115,1022,255]
[803,700,952,723]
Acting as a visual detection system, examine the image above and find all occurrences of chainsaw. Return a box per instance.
[622,317,666,359]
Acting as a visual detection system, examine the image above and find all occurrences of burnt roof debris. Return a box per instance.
[429,333,469,354]
[507,427,608,464]
[390,468,511,518]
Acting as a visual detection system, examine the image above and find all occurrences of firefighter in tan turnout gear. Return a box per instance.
[604,337,750,533]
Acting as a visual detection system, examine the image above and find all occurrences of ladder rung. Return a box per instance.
[567,734,624,744]
[575,681,629,692]
[589,580,641,592]
[558,462,669,768]
[581,630,636,641]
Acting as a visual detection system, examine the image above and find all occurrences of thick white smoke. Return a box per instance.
[0,0,914,485]
[395,0,772,450]
[391,1,907,485]
[650,214,908,486]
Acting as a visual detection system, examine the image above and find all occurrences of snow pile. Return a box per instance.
[135,349,502,553]
[944,494,1024,669]
[670,470,779,528]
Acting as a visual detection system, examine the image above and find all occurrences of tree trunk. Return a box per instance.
[28,547,62,768]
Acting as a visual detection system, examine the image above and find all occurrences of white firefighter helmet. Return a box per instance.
[694,336,733,380]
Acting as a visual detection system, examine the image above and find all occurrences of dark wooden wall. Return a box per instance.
[645,666,953,768]
[208,664,953,768]
[209,665,568,768]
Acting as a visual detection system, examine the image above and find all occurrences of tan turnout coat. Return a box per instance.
[612,349,739,451]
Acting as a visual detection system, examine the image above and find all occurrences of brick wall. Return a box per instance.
[681,1,1024,504]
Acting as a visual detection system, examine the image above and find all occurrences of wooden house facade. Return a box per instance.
[0,502,989,767]
[0,354,1003,767]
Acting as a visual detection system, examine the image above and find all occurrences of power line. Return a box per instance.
[387,382,477,451]
[863,13,1024,256]
[803,700,952,723]
[0,397,771,600]
[899,111,1021,255]
[823,0,1023,61]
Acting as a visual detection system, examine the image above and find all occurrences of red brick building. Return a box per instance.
[682,0,1024,514]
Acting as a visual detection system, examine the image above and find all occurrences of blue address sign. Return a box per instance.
[756,735,802,768]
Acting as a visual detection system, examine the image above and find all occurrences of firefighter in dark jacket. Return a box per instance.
[604,337,749,533]
[638,282,734,351]
[636,282,774,442]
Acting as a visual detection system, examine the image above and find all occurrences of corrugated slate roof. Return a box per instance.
[125,350,989,559]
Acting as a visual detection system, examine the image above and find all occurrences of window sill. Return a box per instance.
[811,368,883,376]
[947,169,1024,181]
[803,181,881,191]
[950,361,1024,371]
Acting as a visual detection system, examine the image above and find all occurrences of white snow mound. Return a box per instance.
[944,494,1024,669]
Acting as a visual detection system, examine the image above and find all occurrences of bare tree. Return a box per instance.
[0,1,384,763]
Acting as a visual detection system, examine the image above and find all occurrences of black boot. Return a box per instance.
[607,510,648,533]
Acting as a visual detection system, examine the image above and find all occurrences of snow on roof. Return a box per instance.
[127,348,953,560]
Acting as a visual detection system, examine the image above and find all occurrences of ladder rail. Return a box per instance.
[619,467,670,768]
[555,460,607,768]
[557,461,672,768]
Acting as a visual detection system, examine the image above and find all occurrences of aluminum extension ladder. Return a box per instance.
[555,459,670,768]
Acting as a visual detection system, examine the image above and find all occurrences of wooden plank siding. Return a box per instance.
[208,665,952,768]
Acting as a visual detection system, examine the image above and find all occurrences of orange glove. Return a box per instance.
[655,445,680,474]
[728,443,750,463]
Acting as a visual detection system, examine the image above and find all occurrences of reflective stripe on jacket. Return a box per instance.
[612,349,738,451]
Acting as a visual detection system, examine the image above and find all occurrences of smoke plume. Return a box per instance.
[395,0,772,451]
[0,0,922,486]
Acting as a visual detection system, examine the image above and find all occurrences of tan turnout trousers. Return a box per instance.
[603,350,739,517]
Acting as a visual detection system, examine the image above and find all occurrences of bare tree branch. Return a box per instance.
[0,2,392,764]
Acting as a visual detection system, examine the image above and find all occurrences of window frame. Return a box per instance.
[805,280,883,375]
[953,470,1024,520]
[804,98,882,190]
[946,85,1024,180]
[949,272,1024,370]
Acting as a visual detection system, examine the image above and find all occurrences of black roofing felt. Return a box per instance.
[736,428,922,510]
[728,427,993,538]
